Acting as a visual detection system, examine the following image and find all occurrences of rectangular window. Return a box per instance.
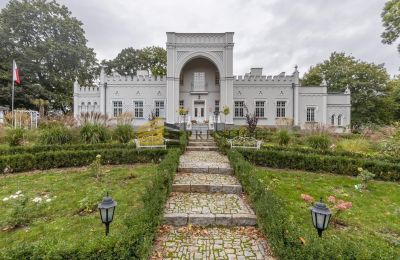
[215,100,220,113]
[193,72,205,91]
[276,101,286,118]
[154,101,164,117]
[306,107,316,122]
[234,101,244,118]
[215,71,220,85]
[255,101,265,118]
[113,101,123,117]
[133,101,144,118]
[179,100,184,109]
[179,73,184,86]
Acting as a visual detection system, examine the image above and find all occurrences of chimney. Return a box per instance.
[250,68,263,76]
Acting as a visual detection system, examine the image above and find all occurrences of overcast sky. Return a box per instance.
[1,0,399,77]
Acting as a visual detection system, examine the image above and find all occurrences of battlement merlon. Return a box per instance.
[234,66,300,85]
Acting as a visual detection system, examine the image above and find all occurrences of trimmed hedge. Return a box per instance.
[262,144,399,164]
[1,148,180,259]
[239,149,400,182]
[228,150,398,259]
[0,149,167,174]
[0,143,135,156]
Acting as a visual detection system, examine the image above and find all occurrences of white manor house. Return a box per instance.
[73,32,351,131]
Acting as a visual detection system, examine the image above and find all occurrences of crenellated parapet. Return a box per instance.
[234,68,298,86]
[104,74,167,85]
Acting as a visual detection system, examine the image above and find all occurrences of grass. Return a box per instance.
[254,167,400,255]
[0,164,157,251]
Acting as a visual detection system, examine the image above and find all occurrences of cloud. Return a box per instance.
[1,0,398,76]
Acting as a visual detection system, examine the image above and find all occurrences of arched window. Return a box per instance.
[80,102,85,113]
[337,115,342,126]
[331,114,335,126]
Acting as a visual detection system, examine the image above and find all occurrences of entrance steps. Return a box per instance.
[172,173,242,194]
[186,146,218,151]
[164,192,256,227]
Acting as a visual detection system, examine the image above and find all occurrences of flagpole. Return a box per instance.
[11,60,15,129]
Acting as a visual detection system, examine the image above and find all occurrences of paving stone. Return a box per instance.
[165,193,254,215]
[215,213,232,226]
[151,226,274,260]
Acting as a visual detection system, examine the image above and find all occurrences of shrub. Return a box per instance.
[306,134,331,150]
[277,129,291,146]
[0,148,167,174]
[39,126,72,145]
[6,128,26,146]
[80,123,110,144]
[239,149,400,182]
[113,124,135,143]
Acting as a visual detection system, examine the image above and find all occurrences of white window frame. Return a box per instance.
[276,100,287,118]
[193,72,205,91]
[234,100,245,118]
[133,100,144,118]
[306,106,316,122]
[112,100,123,118]
[254,100,266,118]
[215,100,220,113]
[331,114,336,126]
[154,100,165,118]
[337,114,342,126]
[179,100,184,109]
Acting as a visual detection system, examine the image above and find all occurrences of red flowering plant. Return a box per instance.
[300,194,352,227]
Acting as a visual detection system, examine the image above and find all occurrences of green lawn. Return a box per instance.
[254,167,400,255]
[0,164,157,251]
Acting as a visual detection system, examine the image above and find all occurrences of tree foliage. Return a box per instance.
[103,46,166,76]
[381,0,400,53]
[388,76,400,120]
[0,0,97,113]
[302,52,393,128]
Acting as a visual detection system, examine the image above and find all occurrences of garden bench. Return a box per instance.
[228,136,262,150]
[134,136,167,149]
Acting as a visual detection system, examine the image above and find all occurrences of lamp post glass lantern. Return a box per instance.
[98,192,117,236]
[310,198,331,237]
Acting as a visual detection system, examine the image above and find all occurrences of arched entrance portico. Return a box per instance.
[165,32,234,125]
[178,56,221,124]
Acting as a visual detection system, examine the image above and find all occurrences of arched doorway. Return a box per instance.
[178,57,220,124]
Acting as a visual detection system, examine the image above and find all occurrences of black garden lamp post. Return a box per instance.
[214,110,220,132]
[98,192,117,236]
[310,198,331,237]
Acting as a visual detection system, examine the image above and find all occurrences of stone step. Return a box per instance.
[164,192,256,227]
[188,141,216,147]
[188,138,214,143]
[178,166,233,175]
[186,146,218,151]
[173,173,241,194]
[151,226,273,260]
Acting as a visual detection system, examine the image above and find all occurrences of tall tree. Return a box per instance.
[103,46,166,77]
[302,52,394,128]
[0,0,97,113]
[388,76,400,120]
[381,0,400,53]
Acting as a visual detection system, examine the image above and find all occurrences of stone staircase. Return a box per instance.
[151,136,273,259]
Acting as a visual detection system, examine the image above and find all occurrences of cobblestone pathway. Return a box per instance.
[151,136,273,260]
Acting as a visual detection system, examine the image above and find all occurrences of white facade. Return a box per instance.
[73,32,351,131]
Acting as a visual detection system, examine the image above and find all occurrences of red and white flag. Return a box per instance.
[13,60,20,84]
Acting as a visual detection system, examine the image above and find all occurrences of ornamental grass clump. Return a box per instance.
[113,124,135,143]
[39,125,72,145]
[305,134,331,150]
[80,123,110,144]
[5,128,26,146]
[277,129,291,146]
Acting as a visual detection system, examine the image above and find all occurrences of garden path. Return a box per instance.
[151,135,273,260]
